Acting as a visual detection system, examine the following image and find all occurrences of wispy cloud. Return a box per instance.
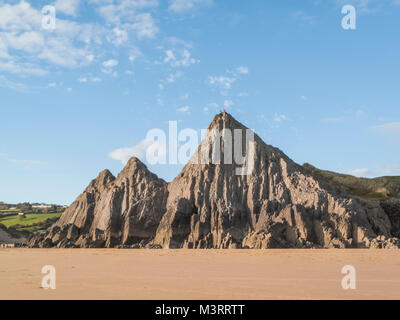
[132,13,158,38]
[370,122,400,133]
[208,66,249,93]
[335,0,399,14]
[78,76,102,83]
[109,139,165,164]
[177,105,190,113]
[235,66,249,75]
[0,153,47,169]
[380,163,400,176]
[347,168,373,177]
[273,114,287,122]
[0,75,27,91]
[102,59,119,75]
[203,102,219,113]
[0,1,102,73]
[168,0,213,13]
[322,117,345,124]
[208,75,237,90]
[0,0,159,81]
[291,10,316,24]
[54,0,81,17]
[223,100,234,108]
[166,71,183,83]
[163,49,199,67]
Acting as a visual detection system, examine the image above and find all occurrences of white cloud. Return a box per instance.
[164,49,199,67]
[169,0,213,13]
[86,54,95,62]
[3,31,44,53]
[0,1,41,32]
[8,158,44,169]
[94,0,158,25]
[107,27,128,46]
[0,60,48,76]
[371,122,400,134]
[102,59,119,74]
[132,13,158,38]
[166,71,183,83]
[236,66,249,75]
[0,38,9,59]
[102,59,119,68]
[336,0,373,14]
[355,109,365,117]
[347,168,373,178]
[0,1,101,73]
[164,37,193,49]
[224,100,234,108]
[129,46,142,62]
[157,98,164,106]
[0,1,152,77]
[109,138,163,164]
[273,113,287,122]
[78,75,102,83]
[322,117,345,123]
[0,75,27,91]
[177,106,190,113]
[48,82,57,87]
[380,164,400,175]
[208,76,237,90]
[209,66,249,93]
[203,102,219,113]
[38,43,93,68]
[54,0,81,16]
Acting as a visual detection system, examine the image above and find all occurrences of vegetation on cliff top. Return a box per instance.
[303,163,400,201]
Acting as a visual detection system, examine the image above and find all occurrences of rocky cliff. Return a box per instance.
[28,112,400,249]
[28,158,168,248]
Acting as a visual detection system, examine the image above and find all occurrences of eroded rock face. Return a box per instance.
[28,158,168,248]
[380,200,400,238]
[152,113,397,249]
[28,112,400,249]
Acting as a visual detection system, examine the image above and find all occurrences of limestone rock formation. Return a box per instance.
[152,113,397,248]
[28,112,400,248]
[28,158,168,248]
[380,200,400,238]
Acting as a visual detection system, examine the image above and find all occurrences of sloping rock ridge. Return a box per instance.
[28,158,168,248]
[28,113,400,248]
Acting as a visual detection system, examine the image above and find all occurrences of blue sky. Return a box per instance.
[1,0,400,204]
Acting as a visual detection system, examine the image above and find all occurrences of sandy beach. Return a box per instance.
[0,249,399,300]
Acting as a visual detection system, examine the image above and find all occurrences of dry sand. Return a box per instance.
[0,249,399,300]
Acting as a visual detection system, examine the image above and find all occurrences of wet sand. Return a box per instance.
[0,249,399,300]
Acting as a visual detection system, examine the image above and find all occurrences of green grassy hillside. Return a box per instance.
[303,163,400,201]
[0,212,62,233]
